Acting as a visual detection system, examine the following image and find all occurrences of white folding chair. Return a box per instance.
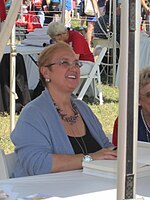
[92,37,120,84]
[0,149,16,180]
[73,46,107,105]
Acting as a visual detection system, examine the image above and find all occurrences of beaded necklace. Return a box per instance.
[53,100,79,125]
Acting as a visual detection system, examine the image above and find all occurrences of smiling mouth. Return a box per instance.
[66,75,76,79]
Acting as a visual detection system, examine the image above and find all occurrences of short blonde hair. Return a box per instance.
[139,66,150,91]
[38,42,73,86]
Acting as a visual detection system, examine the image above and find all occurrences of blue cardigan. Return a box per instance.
[11,89,112,177]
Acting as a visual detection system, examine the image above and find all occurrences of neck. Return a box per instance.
[48,87,71,107]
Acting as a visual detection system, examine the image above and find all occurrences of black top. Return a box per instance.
[68,125,102,154]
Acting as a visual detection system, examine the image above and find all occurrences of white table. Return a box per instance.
[4,44,44,90]
[0,170,149,199]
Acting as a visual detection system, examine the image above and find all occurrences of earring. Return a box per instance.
[45,78,51,83]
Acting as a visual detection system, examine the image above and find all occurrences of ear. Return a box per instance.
[40,66,51,80]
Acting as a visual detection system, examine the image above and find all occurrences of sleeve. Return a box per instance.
[112,117,118,146]
[11,107,53,176]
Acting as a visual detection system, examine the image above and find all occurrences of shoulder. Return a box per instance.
[74,99,98,120]
[69,30,83,37]
[74,98,90,110]
[19,89,53,119]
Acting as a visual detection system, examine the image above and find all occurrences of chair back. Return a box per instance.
[0,149,16,180]
[73,46,107,104]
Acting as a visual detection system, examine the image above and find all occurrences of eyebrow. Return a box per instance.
[58,58,78,61]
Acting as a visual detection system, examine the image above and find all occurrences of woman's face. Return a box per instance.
[52,32,68,43]
[139,82,150,114]
[41,47,81,94]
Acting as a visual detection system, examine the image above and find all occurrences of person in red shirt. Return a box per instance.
[47,22,95,76]
[66,29,94,62]
[47,21,94,62]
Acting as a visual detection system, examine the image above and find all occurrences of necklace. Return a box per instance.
[73,136,88,155]
[141,109,150,142]
[53,100,79,125]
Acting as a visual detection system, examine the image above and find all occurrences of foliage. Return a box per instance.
[0,84,119,154]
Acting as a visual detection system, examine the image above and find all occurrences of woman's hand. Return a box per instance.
[91,147,117,160]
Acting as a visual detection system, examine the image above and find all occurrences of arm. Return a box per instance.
[42,0,51,12]
[141,0,149,12]
[51,149,117,173]
[91,0,99,15]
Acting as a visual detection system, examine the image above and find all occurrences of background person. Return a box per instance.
[112,66,150,146]
[42,0,60,24]
[11,42,117,177]
[86,0,106,48]
[141,0,150,33]
[47,21,94,76]
[94,0,121,43]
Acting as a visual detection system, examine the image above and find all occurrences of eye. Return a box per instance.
[60,60,69,66]
[146,92,150,98]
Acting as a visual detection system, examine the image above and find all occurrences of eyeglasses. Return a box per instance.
[140,91,150,98]
[44,59,83,69]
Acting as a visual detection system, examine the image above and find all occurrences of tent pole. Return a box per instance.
[112,0,116,85]
[117,0,140,199]
[10,24,16,132]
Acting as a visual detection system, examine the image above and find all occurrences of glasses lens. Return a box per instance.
[60,60,70,67]
[75,61,83,68]
[59,60,82,68]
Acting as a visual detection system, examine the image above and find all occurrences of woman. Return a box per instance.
[112,66,150,146]
[11,42,117,177]
[47,21,94,63]
[47,21,95,78]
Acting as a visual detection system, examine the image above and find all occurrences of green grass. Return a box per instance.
[87,84,119,134]
[0,84,119,154]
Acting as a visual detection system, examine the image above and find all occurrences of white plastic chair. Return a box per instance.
[92,37,120,84]
[0,149,16,180]
[73,46,107,105]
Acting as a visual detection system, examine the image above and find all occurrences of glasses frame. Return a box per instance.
[44,59,83,69]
